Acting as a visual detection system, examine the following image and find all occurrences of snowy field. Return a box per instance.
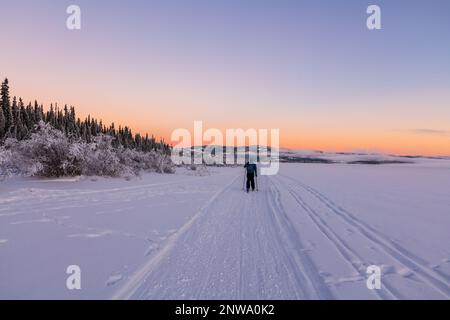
[1,161,449,300]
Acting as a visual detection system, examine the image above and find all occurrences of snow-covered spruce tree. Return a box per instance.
[1,79,12,138]
[0,144,14,178]
[3,121,81,177]
[77,134,125,177]
[152,152,175,173]
[0,103,5,139]
[10,96,18,137]
[0,139,44,178]
[116,148,174,174]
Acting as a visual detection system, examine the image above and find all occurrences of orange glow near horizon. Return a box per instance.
[4,78,449,157]
[280,133,450,157]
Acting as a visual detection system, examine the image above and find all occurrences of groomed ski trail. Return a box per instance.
[112,173,450,300]
[113,175,336,300]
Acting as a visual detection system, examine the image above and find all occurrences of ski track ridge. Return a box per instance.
[265,176,334,299]
[278,173,450,299]
[111,174,241,300]
[273,175,398,299]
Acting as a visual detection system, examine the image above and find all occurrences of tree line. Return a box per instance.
[0,78,170,153]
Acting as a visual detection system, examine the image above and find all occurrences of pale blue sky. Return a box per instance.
[1,0,449,154]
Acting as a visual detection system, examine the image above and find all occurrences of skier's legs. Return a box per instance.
[246,173,255,192]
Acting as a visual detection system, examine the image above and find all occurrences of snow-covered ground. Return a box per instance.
[1,161,449,300]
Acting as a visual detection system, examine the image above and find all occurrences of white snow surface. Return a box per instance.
[1,161,449,300]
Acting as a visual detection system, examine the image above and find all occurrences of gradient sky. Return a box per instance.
[1,0,450,155]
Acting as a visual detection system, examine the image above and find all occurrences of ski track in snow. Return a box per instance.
[275,174,450,299]
[112,174,342,299]
[111,172,450,300]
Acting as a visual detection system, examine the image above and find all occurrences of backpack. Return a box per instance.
[245,163,256,174]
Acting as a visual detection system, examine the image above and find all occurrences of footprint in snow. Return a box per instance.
[396,267,414,278]
[334,274,365,286]
[380,264,396,275]
[144,243,160,256]
[106,274,123,286]
[68,230,112,239]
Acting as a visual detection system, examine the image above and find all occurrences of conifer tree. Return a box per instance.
[1,79,12,135]
[0,77,171,153]
[0,105,5,139]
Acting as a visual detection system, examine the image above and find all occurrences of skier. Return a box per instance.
[244,161,257,193]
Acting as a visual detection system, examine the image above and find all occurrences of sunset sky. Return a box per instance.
[1,0,449,156]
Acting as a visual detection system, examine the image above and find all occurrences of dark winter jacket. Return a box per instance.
[244,163,257,176]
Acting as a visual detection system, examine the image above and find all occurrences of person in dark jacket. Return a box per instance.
[244,162,257,192]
